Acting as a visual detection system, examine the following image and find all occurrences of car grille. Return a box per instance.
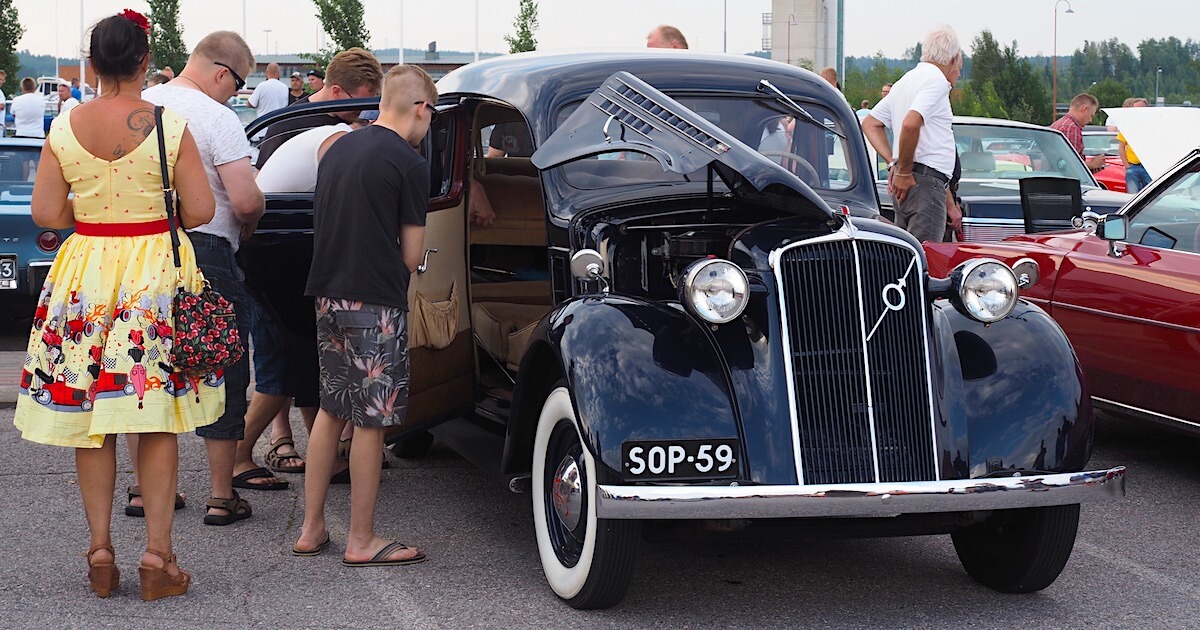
[775,237,937,484]
[960,221,1024,243]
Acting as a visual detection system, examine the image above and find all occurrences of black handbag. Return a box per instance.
[154,106,244,377]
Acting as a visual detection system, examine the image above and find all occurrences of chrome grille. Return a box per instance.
[776,238,936,484]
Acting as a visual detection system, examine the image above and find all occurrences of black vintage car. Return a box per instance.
[245,51,1125,609]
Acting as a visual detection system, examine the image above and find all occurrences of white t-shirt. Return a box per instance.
[867,62,955,177]
[59,97,80,114]
[248,78,289,139]
[10,92,46,138]
[256,123,351,193]
[143,84,254,251]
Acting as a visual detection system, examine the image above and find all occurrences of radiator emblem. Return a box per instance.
[867,257,918,342]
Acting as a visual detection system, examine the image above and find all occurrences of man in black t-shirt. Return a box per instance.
[291,65,437,567]
[254,48,382,169]
[486,121,534,157]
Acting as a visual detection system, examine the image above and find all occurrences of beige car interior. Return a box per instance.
[468,104,553,373]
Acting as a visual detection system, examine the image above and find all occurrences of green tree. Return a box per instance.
[0,0,23,97]
[969,30,1004,84]
[1090,79,1132,124]
[147,0,187,74]
[308,0,370,67]
[504,0,539,54]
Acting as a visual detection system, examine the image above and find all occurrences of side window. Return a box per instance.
[422,112,457,205]
[1126,164,1200,254]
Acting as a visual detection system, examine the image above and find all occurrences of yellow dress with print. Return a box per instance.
[14,107,225,448]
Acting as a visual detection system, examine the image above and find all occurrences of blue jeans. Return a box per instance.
[1126,163,1152,194]
[250,297,288,396]
[189,232,251,441]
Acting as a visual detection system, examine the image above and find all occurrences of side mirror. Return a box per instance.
[570,249,609,293]
[1011,258,1040,290]
[1099,214,1127,241]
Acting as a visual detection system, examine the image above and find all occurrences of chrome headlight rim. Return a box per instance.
[679,258,750,324]
[952,258,1019,323]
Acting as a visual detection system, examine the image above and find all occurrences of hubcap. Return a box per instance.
[551,454,583,530]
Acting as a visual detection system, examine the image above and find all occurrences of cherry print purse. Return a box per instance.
[155,106,244,377]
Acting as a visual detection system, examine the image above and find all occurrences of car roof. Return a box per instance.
[0,137,45,148]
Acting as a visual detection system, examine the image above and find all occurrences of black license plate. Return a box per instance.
[0,255,15,290]
[621,438,740,481]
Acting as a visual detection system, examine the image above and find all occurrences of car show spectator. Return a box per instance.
[0,69,7,120]
[15,10,218,602]
[288,71,306,104]
[256,49,381,168]
[142,30,269,524]
[291,64,437,567]
[1051,93,1107,172]
[11,77,46,138]
[160,65,175,79]
[248,62,289,139]
[1117,97,1152,193]
[646,25,688,49]
[55,84,79,115]
[307,68,325,92]
[69,77,81,101]
[862,25,963,243]
[148,73,170,86]
[856,99,871,120]
[881,82,892,98]
[819,67,841,91]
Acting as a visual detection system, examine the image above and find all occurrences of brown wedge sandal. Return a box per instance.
[87,544,120,598]
[138,548,190,602]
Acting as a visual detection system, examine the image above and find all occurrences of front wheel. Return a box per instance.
[532,386,639,609]
[951,504,1081,593]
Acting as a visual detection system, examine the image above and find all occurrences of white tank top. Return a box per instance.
[255,123,352,193]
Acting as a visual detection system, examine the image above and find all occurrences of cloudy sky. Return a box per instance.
[12,0,1193,62]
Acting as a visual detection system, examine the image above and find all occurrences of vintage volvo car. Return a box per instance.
[245,52,1125,609]
[0,137,72,319]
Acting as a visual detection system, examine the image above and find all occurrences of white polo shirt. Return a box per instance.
[868,62,955,178]
[10,92,46,138]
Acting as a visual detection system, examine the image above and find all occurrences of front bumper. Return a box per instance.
[596,466,1125,519]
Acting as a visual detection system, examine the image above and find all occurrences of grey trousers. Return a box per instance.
[895,171,948,242]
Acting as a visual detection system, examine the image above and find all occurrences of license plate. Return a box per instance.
[622,438,739,481]
[0,255,15,290]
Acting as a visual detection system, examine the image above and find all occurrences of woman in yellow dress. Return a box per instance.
[14,11,221,601]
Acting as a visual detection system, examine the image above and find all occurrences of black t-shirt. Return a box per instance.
[305,125,429,310]
[488,122,534,157]
[255,95,342,168]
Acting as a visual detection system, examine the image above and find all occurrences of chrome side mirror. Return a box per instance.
[1099,214,1127,258]
[570,249,609,293]
[1011,258,1039,290]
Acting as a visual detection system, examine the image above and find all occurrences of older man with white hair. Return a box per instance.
[862,25,963,242]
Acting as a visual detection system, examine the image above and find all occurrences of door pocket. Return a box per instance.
[410,281,460,350]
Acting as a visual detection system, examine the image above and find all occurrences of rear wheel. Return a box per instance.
[532,386,639,609]
[951,504,1080,593]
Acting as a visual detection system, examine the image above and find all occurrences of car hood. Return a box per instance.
[1103,106,1200,178]
[531,71,835,220]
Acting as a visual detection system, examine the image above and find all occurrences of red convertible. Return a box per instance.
[926,149,1200,432]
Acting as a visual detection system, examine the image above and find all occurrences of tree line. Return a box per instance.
[844,31,1200,125]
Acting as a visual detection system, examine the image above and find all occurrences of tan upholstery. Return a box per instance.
[471,280,552,306]
[472,157,546,246]
[473,302,549,370]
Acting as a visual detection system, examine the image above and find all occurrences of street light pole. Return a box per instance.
[723,0,727,53]
[1155,66,1162,105]
[264,29,272,57]
[1052,0,1074,122]
[787,13,795,66]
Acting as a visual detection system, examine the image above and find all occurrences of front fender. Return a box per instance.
[515,295,742,483]
[932,300,1093,479]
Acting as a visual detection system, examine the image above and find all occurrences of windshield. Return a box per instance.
[0,145,40,204]
[953,124,1096,188]
[553,95,854,192]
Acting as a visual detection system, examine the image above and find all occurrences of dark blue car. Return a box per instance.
[0,137,72,315]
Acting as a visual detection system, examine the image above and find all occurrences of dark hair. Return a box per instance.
[87,14,150,81]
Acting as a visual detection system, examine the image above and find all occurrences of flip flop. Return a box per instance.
[342,541,427,567]
[232,467,290,491]
[292,534,331,557]
[125,485,186,517]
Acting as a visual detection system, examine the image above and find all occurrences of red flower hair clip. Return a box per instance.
[120,9,151,34]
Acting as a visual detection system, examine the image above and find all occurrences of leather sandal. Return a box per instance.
[87,544,120,598]
[202,491,252,526]
[125,485,186,518]
[266,437,306,473]
[138,548,190,601]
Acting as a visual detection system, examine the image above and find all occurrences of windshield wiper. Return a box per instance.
[756,79,846,140]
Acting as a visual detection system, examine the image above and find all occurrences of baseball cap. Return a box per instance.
[290,72,302,79]
[307,69,325,79]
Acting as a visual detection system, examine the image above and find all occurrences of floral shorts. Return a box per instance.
[314,297,409,428]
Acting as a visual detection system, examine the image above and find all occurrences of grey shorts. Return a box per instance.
[894,170,949,243]
[314,297,410,428]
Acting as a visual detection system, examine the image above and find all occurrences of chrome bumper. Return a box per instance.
[596,466,1126,520]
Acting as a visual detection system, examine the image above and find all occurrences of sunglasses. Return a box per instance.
[213,62,246,91]
[414,101,438,122]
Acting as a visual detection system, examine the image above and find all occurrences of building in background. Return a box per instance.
[764,0,843,77]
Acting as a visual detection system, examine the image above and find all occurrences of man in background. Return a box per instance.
[307,68,325,92]
[1050,93,1107,172]
[10,77,45,138]
[0,70,7,123]
[55,84,79,115]
[1117,97,1152,193]
[249,62,289,139]
[288,71,306,104]
[646,25,688,49]
[881,83,892,99]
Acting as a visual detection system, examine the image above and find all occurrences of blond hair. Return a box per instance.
[193,31,254,76]
[325,48,383,95]
[1070,93,1099,110]
[380,64,437,114]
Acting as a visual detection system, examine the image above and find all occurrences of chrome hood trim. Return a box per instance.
[596,467,1126,519]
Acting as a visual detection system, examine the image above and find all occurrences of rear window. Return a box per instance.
[0,145,40,203]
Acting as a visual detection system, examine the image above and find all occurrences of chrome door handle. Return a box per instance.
[417,248,438,274]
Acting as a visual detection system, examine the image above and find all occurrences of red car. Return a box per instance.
[24,370,91,411]
[1083,128,1126,193]
[926,148,1200,432]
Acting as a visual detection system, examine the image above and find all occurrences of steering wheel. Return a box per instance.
[759,151,821,187]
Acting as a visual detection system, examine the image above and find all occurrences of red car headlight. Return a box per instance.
[36,230,62,253]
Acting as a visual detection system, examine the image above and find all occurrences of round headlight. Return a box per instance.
[680,258,750,324]
[954,259,1018,323]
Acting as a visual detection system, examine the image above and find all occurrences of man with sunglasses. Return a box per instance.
[142,31,270,525]
[291,65,438,565]
[255,48,383,169]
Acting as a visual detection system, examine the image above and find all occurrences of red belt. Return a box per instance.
[74,219,171,237]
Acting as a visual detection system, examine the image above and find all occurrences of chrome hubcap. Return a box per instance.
[551,455,583,530]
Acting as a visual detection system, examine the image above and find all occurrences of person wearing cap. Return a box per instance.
[307,68,325,92]
[289,71,305,104]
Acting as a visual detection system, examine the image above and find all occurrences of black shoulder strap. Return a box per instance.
[156,105,182,270]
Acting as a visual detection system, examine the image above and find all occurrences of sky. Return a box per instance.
[10,0,1196,63]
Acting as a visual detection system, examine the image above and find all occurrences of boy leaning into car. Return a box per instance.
[291,64,437,566]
